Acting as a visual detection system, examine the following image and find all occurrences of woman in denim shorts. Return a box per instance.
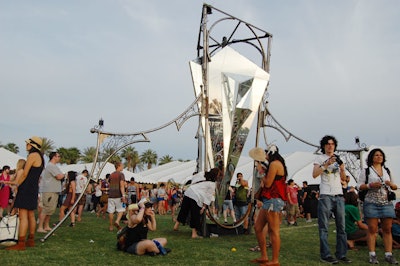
[357,148,398,264]
[249,145,288,266]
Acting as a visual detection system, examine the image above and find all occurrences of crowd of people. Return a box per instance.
[1,134,399,264]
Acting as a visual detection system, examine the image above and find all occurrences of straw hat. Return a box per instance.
[128,203,139,211]
[25,136,42,151]
[249,147,266,162]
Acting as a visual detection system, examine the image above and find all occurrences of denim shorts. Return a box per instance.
[126,242,139,255]
[363,202,395,219]
[262,197,285,212]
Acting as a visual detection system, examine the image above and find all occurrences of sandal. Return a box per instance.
[249,246,261,252]
[250,258,269,264]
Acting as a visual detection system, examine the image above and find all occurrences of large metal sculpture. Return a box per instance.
[41,3,368,241]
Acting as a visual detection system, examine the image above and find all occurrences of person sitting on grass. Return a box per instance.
[121,199,170,256]
[344,190,368,250]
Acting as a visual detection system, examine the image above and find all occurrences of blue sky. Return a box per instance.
[1,1,399,160]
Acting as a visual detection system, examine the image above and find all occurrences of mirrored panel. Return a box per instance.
[190,46,270,185]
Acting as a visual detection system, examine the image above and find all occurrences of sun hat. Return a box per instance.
[249,147,266,162]
[25,136,42,151]
[138,197,153,208]
[128,203,139,211]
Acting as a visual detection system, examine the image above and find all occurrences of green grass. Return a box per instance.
[0,211,398,265]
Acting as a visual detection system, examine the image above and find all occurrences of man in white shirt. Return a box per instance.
[312,135,350,264]
[74,169,89,222]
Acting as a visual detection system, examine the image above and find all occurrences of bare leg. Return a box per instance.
[267,211,281,264]
[109,212,114,230]
[254,209,269,261]
[381,218,393,253]
[367,218,379,252]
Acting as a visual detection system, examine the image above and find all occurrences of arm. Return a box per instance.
[71,181,76,203]
[120,178,127,202]
[356,220,368,230]
[312,163,324,178]
[339,163,347,181]
[239,178,248,187]
[55,173,65,180]
[146,211,157,231]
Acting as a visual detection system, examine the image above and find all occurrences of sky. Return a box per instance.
[1,0,399,162]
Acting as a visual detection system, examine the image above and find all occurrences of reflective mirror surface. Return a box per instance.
[190,46,270,189]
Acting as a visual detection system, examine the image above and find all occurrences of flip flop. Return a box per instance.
[250,258,269,263]
[249,246,261,252]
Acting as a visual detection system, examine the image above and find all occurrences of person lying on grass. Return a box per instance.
[118,199,170,256]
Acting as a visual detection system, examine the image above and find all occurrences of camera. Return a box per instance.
[334,155,343,165]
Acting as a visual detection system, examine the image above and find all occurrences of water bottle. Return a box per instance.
[153,240,167,255]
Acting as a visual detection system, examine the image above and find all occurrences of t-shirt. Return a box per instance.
[108,171,125,198]
[314,154,343,195]
[345,204,361,235]
[287,185,298,204]
[76,174,87,194]
[40,162,63,193]
[235,185,248,205]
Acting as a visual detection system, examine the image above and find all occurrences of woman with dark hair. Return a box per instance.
[249,145,287,265]
[173,168,218,238]
[357,148,398,264]
[59,171,77,227]
[121,200,169,255]
[6,136,44,250]
[344,191,368,250]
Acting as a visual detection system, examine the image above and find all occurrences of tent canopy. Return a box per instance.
[0,147,25,169]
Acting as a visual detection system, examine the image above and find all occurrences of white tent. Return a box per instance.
[0,147,25,169]
[135,161,197,184]
[59,162,138,181]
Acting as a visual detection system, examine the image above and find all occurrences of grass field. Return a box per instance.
[0,210,398,265]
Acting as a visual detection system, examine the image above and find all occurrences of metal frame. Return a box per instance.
[40,96,201,242]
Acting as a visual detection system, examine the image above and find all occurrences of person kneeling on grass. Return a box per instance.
[119,199,170,256]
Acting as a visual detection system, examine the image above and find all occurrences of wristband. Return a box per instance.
[367,183,371,189]
[320,165,326,171]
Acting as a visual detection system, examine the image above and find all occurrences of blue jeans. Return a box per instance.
[317,194,347,259]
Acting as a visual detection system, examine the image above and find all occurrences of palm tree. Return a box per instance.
[101,147,121,165]
[81,147,97,163]
[57,147,81,164]
[140,149,158,169]
[159,155,173,165]
[121,146,141,172]
[1,143,19,154]
[40,137,56,157]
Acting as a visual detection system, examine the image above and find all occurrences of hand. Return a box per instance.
[370,182,383,189]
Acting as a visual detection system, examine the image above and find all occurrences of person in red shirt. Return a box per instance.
[286,179,300,226]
